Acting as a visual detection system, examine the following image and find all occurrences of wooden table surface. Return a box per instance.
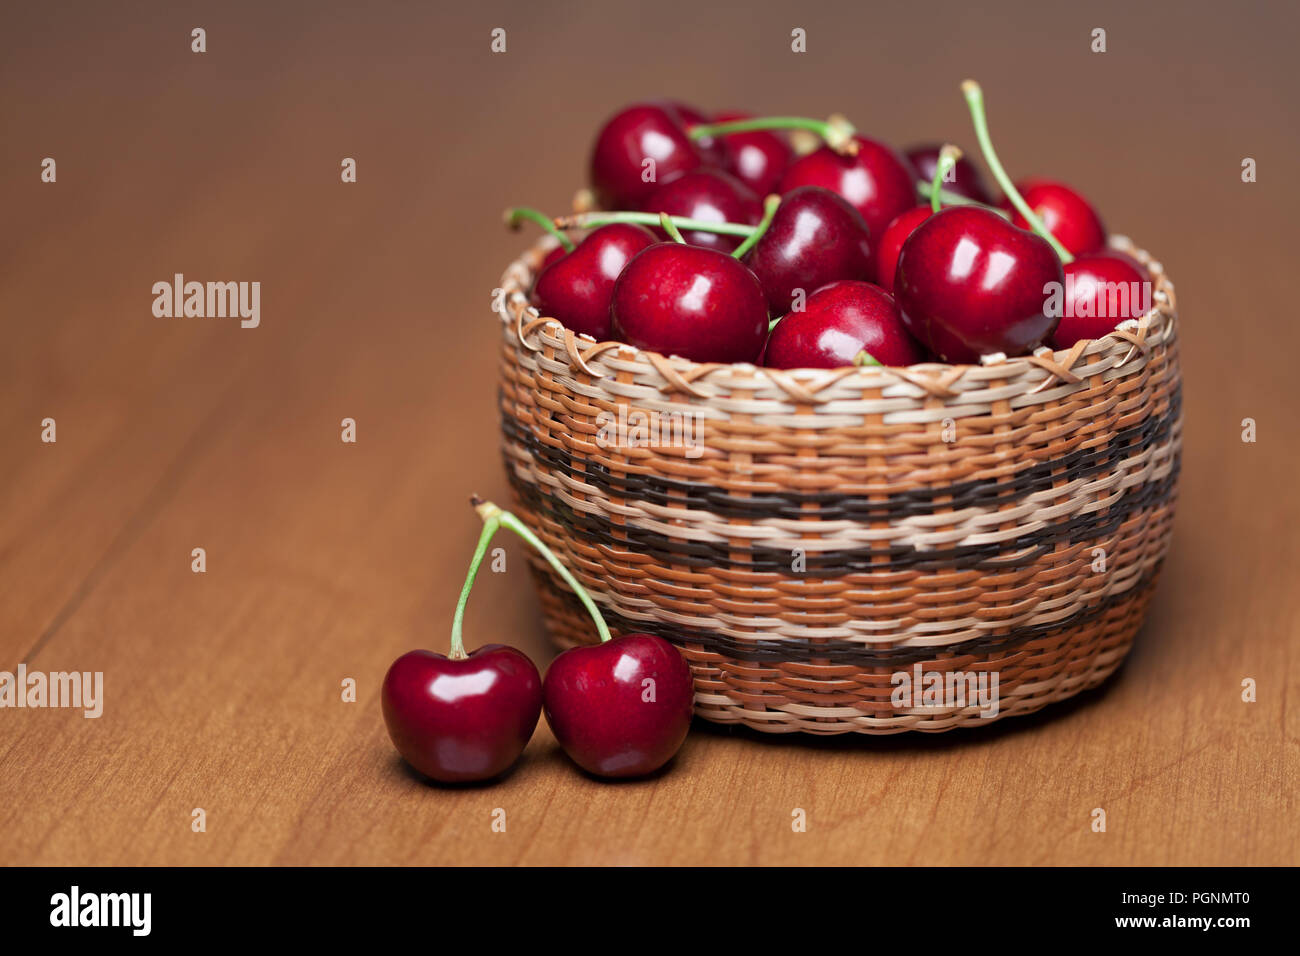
[2,0,1296,866]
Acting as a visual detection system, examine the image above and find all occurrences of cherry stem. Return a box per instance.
[504,207,576,253]
[731,194,781,259]
[961,80,1074,264]
[930,145,962,215]
[853,349,882,367]
[688,114,859,155]
[659,212,687,244]
[553,211,754,237]
[449,514,502,660]
[471,498,613,644]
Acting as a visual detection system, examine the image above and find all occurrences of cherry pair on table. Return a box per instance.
[382,500,694,784]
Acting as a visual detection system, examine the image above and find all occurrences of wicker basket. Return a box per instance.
[496,236,1180,734]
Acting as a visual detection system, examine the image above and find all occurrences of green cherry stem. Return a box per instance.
[449,512,502,660]
[853,349,882,367]
[659,212,688,244]
[915,181,975,207]
[553,211,754,237]
[930,145,961,215]
[689,114,859,155]
[471,497,613,644]
[929,145,962,215]
[731,194,781,259]
[504,207,576,253]
[961,80,1073,263]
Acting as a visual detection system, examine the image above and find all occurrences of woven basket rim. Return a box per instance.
[497,234,1176,393]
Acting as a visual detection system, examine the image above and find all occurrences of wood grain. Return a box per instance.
[1,0,1296,865]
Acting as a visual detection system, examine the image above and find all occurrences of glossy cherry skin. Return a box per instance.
[1096,247,1147,273]
[777,136,917,257]
[542,633,694,778]
[1006,179,1106,256]
[589,103,703,209]
[712,110,793,197]
[875,205,932,295]
[905,144,995,204]
[894,206,1064,363]
[611,243,769,364]
[530,245,568,298]
[764,281,925,369]
[638,168,761,252]
[668,101,727,168]
[1051,255,1149,349]
[382,645,542,784]
[743,186,873,315]
[532,224,656,339]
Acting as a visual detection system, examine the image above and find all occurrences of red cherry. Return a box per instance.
[1051,255,1150,349]
[764,280,925,369]
[542,633,694,778]
[777,136,917,257]
[589,103,703,209]
[530,245,568,299]
[875,205,932,295]
[638,168,761,252]
[611,242,769,364]
[742,186,873,315]
[1005,179,1106,256]
[1095,247,1147,273]
[894,205,1063,363]
[382,645,542,784]
[667,101,728,167]
[711,109,793,196]
[532,224,656,339]
[905,144,995,204]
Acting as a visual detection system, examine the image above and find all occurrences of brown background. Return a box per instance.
[1,0,1296,865]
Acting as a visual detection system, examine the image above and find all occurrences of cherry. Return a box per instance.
[382,646,542,784]
[468,499,696,780]
[589,103,703,209]
[764,280,925,369]
[612,240,770,363]
[667,101,728,167]
[638,168,762,252]
[381,505,546,784]
[542,632,695,778]
[894,205,1063,363]
[1005,179,1107,256]
[710,109,793,196]
[540,245,568,269]
[1097,247,1147,273]
[905,144,994,204]
[777,135,917,258]
[531,223,656,339]
[741,186,873,314]
[875,205,932,295]
[1051,254,1149,349]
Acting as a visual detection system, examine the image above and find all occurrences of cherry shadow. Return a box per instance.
[389,750,537,790]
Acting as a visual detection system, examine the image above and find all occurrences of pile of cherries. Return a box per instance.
[382,498,694,783]
[513,80,1149,368]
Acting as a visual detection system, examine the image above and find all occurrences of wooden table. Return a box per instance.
[2,0,1296,865]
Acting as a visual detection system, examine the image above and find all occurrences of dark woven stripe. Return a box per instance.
[506,460,1179,575]
[542,568,1159,666]
[500,387,1181,523]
